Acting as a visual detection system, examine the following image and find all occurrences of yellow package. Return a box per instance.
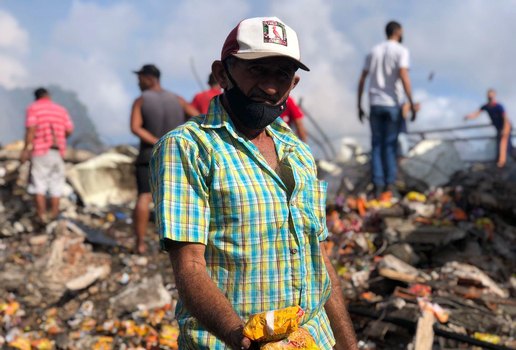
[243,305,305,342]
[261,328,320,350]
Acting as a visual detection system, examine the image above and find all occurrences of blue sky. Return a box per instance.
[0,0,514,150]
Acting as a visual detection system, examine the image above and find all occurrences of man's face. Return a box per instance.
[226,57,299,105]
[487,90,496,103]
[138,74,153,91]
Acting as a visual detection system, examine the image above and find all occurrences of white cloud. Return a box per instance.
[0,54,28,88]
[0,10,29,53]
[148,0,250,84]
[270,0,362,145]
[53,1,141,57]
[1,0,515,147]
[32,49,133,141]
[0,10,29,88]
[25,1,144,142]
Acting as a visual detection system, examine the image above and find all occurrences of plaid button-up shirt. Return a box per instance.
[150,97,335,349]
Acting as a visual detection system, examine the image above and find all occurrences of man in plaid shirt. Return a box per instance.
[151,17,357,350]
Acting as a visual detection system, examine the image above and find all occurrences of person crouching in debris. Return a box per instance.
[20,87,74,225]
[150,16,358,350]
[465,88,515,168]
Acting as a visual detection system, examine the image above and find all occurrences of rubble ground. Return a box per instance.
[1,142,515,349]
[324,160,516,349]
[1,144,179,350]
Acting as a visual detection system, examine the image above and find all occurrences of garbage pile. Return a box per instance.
[1,139,515,349]
[0,142,180,350]
[325,162,516,349]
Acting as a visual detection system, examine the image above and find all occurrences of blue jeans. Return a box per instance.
[369,105,402,187]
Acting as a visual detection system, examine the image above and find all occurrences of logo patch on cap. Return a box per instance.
[263,20,287,46]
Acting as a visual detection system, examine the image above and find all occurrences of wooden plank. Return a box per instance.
[413,310,435,350]
[378,267,425,283]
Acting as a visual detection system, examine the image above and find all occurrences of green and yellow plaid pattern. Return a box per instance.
[150,97,335,349]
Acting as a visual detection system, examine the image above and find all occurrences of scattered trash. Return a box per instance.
[1,139,515,349]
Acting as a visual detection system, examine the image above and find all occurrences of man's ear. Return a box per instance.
[211,61,229,90]
[291,75,301,90]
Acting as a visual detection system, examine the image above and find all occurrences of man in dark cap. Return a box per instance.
[151,17,357,349]
[130,64,198,254]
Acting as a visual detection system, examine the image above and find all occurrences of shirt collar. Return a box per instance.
[201,96,299,148]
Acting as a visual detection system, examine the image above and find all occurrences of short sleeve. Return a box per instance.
[498,104,505,113]
[399,47,410,69]
[150,135,210,250]
[191,94,202,113]
[25,106,36,128]
[363,53,372,72]
[64,110,74,131]
[480,104,487,111]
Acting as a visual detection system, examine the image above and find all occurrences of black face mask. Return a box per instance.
[224,64,287,130]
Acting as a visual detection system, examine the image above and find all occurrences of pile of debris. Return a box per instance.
[325,161,516,349]
[0,142,180,349]
[1,139,515,349]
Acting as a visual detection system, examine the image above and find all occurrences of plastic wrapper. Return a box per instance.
[243,306,305,342]
[260,328,320,350]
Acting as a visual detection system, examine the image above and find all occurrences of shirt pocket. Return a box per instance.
[297,179,327,238]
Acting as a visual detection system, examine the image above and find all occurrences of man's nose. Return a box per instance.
[258,76,281,96]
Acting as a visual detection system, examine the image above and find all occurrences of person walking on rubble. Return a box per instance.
[150,16,358,350]
[191,73,222,114]
[130,64,199,254]
[281,93,308,142]
[465,89,514,168]
[357,20,417,198]
[20,87,74,224]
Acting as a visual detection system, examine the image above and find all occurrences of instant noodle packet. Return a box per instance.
[260,328,320,350]
[243,305,305,342]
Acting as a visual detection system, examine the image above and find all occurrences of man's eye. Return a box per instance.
[249,66,265,74]
[278,70,293,81]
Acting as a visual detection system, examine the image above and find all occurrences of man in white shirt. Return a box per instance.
[357,21,416,198]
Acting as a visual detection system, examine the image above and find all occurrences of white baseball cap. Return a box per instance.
[221,16,309,71]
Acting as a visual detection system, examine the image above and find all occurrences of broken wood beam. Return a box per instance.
[348,305,514,350]
[413,310,435,350]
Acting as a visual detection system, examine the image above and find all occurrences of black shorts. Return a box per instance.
[135,164,151,194]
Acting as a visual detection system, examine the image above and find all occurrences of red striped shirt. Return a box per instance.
[25,98,74,157]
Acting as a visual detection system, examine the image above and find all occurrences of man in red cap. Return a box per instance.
[151,17,357,349]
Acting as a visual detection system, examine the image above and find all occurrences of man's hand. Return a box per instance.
[20,149,31,163]
[358,107,366,123]
[410,103,417,122]
[227,326,252,350]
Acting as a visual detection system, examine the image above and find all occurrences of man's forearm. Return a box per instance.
[324,254,358,350]
[357,74,366,109]
[24,127,35,150]
[171,250,244,347]
[399,68,413,105]
[133,128,159,145]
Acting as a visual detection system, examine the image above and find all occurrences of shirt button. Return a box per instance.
[290,248,298,255]
[291,200,297,206]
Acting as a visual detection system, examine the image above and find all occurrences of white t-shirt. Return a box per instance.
[364,40,410,107]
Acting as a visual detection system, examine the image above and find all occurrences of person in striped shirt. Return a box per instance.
[21,87,74,224]
[150,17,357,349]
